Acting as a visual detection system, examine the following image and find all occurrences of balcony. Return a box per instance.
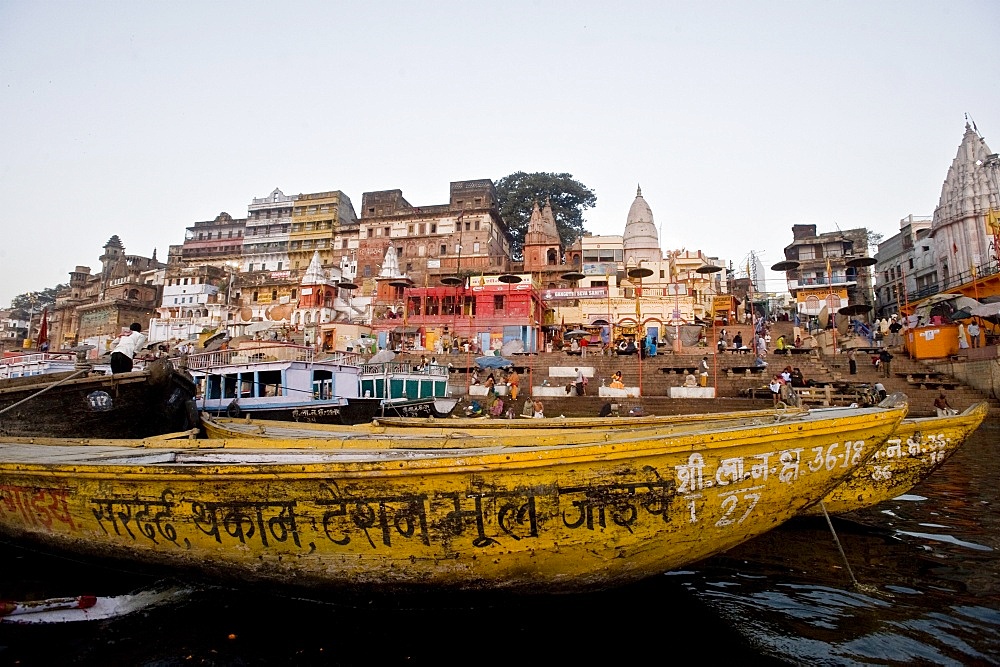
[787,277,857,291]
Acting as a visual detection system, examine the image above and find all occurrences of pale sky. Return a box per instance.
[2,1,998,308]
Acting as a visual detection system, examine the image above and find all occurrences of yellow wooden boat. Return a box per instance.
[801,401,989,516]
[198,405,809,444]
[0,401,905,593]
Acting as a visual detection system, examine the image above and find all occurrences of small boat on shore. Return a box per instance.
[801,401,989,515]
[199,404,809,439]
[0,400,905,593]
[356,360,458,419]
[0,356,198,439]
[187,344,457,425]
[186,344,379,425]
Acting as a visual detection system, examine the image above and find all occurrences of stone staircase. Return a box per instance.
[391,322,1000,418]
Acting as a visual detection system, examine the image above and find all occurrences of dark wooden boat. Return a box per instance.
[0,357,198,438]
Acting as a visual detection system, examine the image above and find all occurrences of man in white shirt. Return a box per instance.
[110,323,147,374]
[968,321,981,348]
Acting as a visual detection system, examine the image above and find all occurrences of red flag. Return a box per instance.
[36,308,49,350]
[952,242,958,254]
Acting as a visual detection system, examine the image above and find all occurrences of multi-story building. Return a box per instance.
[49,236,164,352]
[287,190,357,272]
[356,180,512,289]
[242,188,294,273]
[148,262,228,343]
[779,224,873,318]
[180,212,246,268]
[874,215,935,318]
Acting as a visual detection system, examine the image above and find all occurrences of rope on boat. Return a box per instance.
[0,368,91,417]
[819,500,861,589]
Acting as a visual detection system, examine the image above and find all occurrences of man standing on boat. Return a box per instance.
[109,323,147,374]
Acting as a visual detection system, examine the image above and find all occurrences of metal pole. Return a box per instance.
[636,277,642,397]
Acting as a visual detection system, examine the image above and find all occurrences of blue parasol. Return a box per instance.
[475,355,514,369]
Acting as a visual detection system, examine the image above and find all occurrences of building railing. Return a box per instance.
[186,344,365,370]
[360,362,449,377]
[880,255,1000,308]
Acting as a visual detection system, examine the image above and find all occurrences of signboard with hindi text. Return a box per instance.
[540,287,609,301]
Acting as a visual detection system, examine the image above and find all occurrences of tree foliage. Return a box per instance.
[865,230,884,254]
[495,172,597,260]
[8,285,66,313]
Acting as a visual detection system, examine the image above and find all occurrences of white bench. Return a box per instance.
[532,385,576,397]
[599,386,640,398]
[469,385,508,397]
[548,367,596,378]
[669,386,716,398]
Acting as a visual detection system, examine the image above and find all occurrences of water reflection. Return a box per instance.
[677,420,1000,665]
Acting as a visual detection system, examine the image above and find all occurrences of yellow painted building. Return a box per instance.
[287,190,358,272]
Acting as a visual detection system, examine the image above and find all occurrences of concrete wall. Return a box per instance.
[926,357,1000,399]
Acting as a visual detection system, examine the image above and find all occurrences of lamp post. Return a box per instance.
[24,292,38,350]
[696,264,724,393]
[627,265,653,397]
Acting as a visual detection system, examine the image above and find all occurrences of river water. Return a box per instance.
[0,421,997,666]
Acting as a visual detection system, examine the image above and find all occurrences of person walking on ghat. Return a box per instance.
[110,323,147,374]
[574,367,585,396]
[699,356,710,387]
[847,347,858,375]
[878,348,893,378]
[507,368,520,401]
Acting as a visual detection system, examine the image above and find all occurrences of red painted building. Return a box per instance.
[371,276,543,353]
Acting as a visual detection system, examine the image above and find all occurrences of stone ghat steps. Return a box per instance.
[395,346,999,418]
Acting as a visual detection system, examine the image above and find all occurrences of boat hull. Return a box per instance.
[0,359,197,439]
[801,401,989,515]
[0,404,905,592]
[201,398,381,426]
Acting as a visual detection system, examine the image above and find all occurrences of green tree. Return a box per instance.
[495,172,596,260]
[8,285,65,313]
[865,230,884,254]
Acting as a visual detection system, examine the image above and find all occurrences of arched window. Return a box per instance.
[547,248,558,265]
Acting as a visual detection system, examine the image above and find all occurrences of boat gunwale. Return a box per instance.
[0,405,907,480]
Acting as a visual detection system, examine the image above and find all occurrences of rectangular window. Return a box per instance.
[419,223,426,234]
[277,262,282,270]
[367,229,374,238]
[494,295,505,311]
[408,225,414,235]
[465,221,471,231]
[431,224,437,234]
[473,242,480,253]
[384,227,390,237]
[474,221,480,231]
[440,245,447,255]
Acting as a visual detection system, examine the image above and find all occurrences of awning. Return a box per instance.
[246,321,278,334]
